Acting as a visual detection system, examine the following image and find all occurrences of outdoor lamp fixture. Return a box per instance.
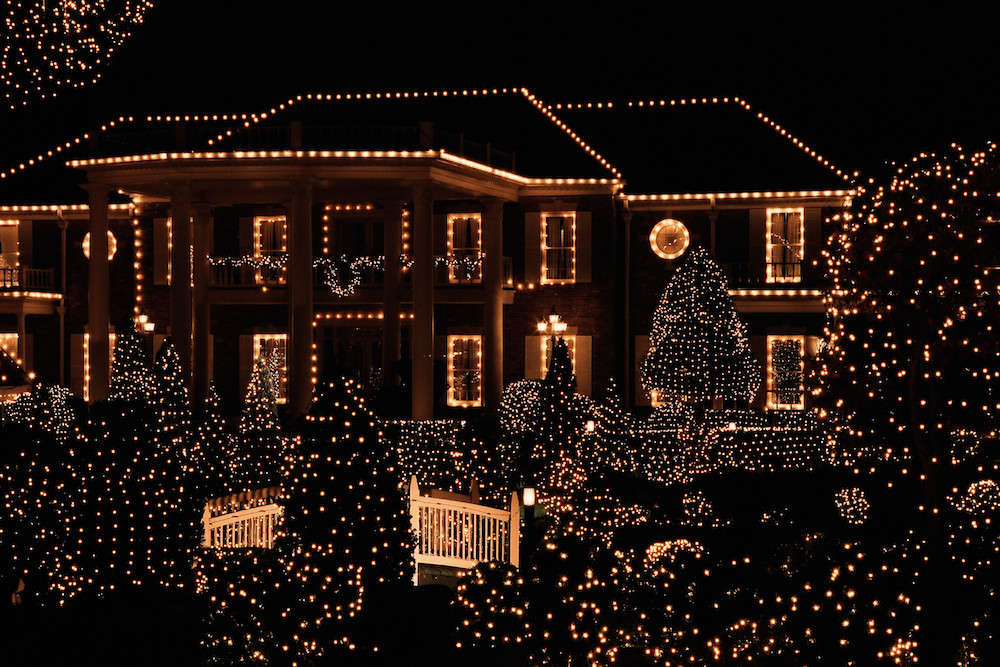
[537,307,567,337]
[522,487,536,508]
[136,309,155,333]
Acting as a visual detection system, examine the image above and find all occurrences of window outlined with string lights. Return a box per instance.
[541,212,576,284]
[447,335,482,407]
[253,333,288,403]
[254,216,287,285]
[765,207,804,283]
[766,334,805,410]
[447,213,482,284]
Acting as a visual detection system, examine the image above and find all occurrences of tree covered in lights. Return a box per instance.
[275,377,412,662]
[189,382,236,499]
[234,355,285,489]
[640,245,760,406]
[816,141,1000,664]
[107,325,153,404]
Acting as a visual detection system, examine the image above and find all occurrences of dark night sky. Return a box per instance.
[2,3,998,181]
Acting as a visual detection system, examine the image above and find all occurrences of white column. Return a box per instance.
[482,197,504,413]
[170,182,193,394]
[411,186,434,419]
[84,183,110,402]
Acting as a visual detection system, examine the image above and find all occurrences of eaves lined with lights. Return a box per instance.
[4,87,854,198]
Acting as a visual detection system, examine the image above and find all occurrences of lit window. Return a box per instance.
[253,334,288,403]
[447,335,482,407]
[767,335,804,410]
[0,333,18,360]
[541,213,576,284]
[447,214,482,283]
[766,207,804,283]
[540,335,576,378]
[0,221,18,287]
[254,216,287,285]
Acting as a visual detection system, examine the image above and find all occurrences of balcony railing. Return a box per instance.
[0,267,56,290]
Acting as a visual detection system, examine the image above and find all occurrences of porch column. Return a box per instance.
[382,199,403,384]
[16,312,26,369]
[170,182,193,394]
[192,203,212,409]
[411,186,434,419]
[287,178,314,417]
[482,197,505,413]
[83,183,110,402]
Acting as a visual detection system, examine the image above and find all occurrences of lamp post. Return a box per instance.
[536,306,567,338]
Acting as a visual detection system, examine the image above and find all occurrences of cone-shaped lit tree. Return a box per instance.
[275,377,412,662]
[234,355,285,490]
[189,382,235,499]
[640,245,759,406]
[107,325,153,404]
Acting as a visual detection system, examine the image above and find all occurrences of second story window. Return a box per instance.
[254,216,287,285]
[447,214,482,283]
[766,207,804,283]
[541,212,576,284]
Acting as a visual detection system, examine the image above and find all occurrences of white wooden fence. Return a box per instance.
[409,475,519,584]
[202,487,283,549]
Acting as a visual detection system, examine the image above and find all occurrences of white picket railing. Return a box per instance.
[202,487,283,549]
[409,476,519,584]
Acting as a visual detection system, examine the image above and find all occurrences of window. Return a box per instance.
[253,334,288,403]
[0,221,18,287]
[254,216,287,284]
[540,335,577,379]
[447,214,482,283]
[767,335,804,410]
[766,207,804,283]
[541,213,576,284]
[334,218,384,284]
[0,333,18,361]
[447,335,482,407]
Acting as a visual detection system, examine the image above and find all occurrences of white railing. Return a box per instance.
[202,487,283,549]
[409,475,519,585]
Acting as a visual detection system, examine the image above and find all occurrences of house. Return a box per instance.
[0,88,851,416]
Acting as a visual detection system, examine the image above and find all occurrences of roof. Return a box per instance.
[0,88,853,206]
[550,96,853,195]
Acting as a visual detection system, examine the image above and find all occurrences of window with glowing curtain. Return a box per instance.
[767,335,804,410]
[254,216,287,285]
[541,213,575,284]
[0,221,19,287]
[447,214,482,283]
[447,335,482,407]
[765,207,803,283]
[253,334,288,403]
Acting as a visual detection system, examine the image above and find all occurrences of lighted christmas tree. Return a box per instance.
[189,381,236,498]
[275,377,412,662]
[107,324,153,404]
[233,355,285,489]
[816,141,1000,664]
[640,245,759,406]
[533,337,589,514]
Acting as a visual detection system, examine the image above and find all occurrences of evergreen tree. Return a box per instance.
[534,337,588,514]
[275,377,412,663]
[234,355,285,489]
[815,142,1000,664]
[107,325,153,404]
[190,381,236,499]
[640,245,759,406]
